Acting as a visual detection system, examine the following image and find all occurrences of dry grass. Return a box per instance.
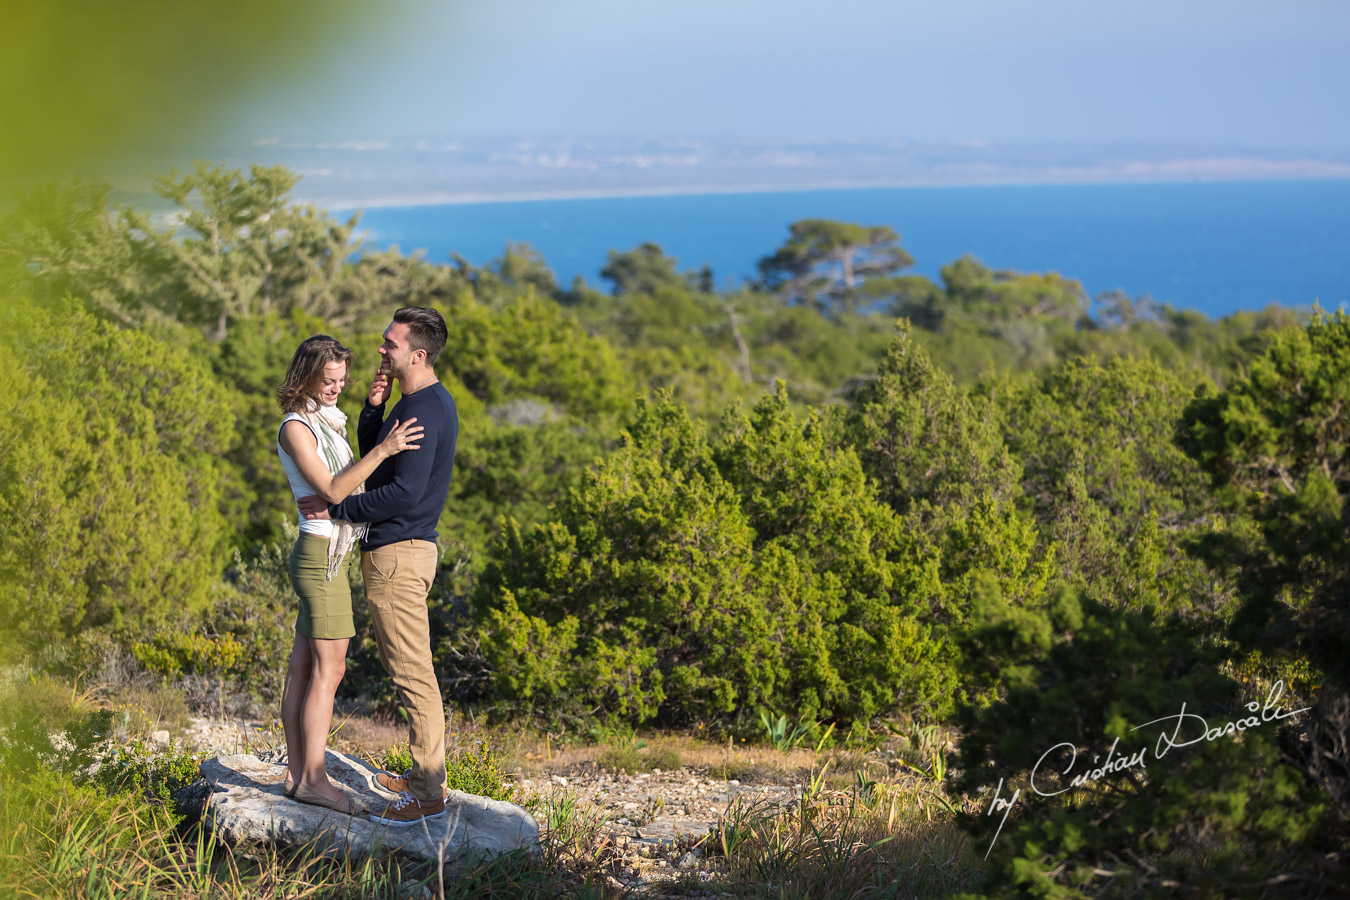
[55,685,983,898]
[0,766,625,900]
[503,730,824,783]
[103,684,193,742]
[688,784,980,899]
[329,710,407,756]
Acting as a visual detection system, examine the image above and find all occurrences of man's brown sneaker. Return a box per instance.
[370,770,449,800]
[369,790,447,827]
[370,769,411,795]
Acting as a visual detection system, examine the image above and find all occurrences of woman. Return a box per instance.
[276,335,422,814]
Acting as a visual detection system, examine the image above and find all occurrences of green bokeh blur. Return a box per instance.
[0,1,381,666]
[0,0,375,194]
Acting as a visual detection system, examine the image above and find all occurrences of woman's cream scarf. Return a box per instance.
[298,401,368,580]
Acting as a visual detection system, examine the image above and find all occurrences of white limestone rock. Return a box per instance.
[199,750,538,865]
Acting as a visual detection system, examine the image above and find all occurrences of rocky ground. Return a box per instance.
[519,770,801,892]
[176,716,854,895]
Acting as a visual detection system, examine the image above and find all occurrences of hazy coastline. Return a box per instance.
[316,168,1350,211]
[108,137,1350,212]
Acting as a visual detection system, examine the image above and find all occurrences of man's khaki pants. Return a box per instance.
[362,540,446,802]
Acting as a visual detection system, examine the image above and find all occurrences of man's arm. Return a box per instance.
[329,417,438,524]
[355,401,386,457]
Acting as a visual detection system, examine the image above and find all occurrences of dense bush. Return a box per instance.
[839,321,1022,534]
[713,383,946,721]
[1183,309,1350,832]
[474,395,768,725]
[955,587,1329,897]
[475,371,1059,727]
[997,354,1234,615]
[445,293,631,420]
[0,299,234,645]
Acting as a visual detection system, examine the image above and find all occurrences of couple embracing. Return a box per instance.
[275,306,456,827]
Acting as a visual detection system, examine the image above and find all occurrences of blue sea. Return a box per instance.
[341,180,1350,319]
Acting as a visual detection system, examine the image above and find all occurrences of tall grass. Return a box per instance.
[0,766,632,899]
[699,781,980,898]
[0,669,623,899]
[0,767,430,899]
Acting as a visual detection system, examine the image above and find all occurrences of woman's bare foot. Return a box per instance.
[292,780,360,815]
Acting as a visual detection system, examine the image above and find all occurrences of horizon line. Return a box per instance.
[307,171,1350,212]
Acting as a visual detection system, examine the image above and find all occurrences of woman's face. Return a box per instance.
[317,360,347,406]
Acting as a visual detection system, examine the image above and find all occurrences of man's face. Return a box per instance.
[378,321,420,379]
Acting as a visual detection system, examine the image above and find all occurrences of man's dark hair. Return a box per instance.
[394,306,448,366]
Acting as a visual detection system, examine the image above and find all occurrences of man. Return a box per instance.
[298,306,458,826]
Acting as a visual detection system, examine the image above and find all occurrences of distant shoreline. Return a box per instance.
[311,177,1348,318]
[308,169,1350,212]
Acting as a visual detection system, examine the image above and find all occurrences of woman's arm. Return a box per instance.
[279,417,422,503]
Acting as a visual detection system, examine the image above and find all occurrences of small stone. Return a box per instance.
[678,851,699,868]
[151,730,171,746]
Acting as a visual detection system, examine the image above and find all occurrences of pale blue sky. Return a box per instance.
[234,0,1350,149]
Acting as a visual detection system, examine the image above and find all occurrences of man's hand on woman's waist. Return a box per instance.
[298,495,332,520]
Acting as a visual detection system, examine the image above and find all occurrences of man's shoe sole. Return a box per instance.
[368,808,447,827]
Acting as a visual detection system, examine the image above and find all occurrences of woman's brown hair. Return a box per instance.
[277,335,354,413]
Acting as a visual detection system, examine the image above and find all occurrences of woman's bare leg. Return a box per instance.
[296,636,350,802]
[280,634,312,787]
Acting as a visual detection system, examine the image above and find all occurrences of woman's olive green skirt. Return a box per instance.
[289,532,357,639]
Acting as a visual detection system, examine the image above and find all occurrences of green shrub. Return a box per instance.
[445,293,631,419]
[0,674,112,780]
[92,739,204,812]
[1181,310,1350,847]
[645,745,683,772]
[446,743,515,803]
[956,587,1328,897]
[596,744,643,775]
[714,382,951,721]
[596,743,683,775]
[0,300,234,646]
[381,742,414,775]
[840,320,1021,533]
[133,633,244,679]
[381,742,515,803]
[998,354,1225,616]
[475,395,771,725]
[477,362,1071,727]
[476,389,956,727]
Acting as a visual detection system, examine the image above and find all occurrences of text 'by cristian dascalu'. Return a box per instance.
[981,680,1310,859]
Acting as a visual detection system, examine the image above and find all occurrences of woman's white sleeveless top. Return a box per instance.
[277,413,335,537]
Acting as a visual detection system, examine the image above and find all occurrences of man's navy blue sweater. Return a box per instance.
[329,383,458,549]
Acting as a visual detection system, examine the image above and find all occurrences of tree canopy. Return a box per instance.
[758,219,914,312]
